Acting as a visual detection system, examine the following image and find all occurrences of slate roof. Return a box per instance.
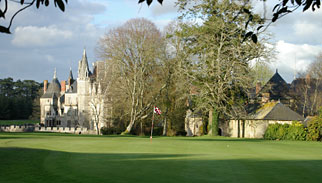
[251,101,304,121]
[257,70,291,100]
[68,68,74,80]
[41,78,61,98]
[78,49,92,78]
[66,81,77,93]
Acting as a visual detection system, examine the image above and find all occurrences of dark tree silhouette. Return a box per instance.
[0,0,67,34]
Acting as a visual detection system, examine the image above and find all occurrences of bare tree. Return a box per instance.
[159,21,190,136]
[250,61,274,87]
[89,95,102,135]
[307,52,322,115]
[97,18,166,134]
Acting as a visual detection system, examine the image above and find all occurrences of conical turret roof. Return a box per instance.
[42,69,61,98]
[78,49,91,79]
[68,67,74,80]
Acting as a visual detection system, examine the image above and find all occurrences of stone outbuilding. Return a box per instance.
[222,101,305,138]
[185,109,203,136]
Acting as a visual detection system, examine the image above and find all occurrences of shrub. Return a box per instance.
[286,121,307,141]
[167,129,177,136]
[307,117,322,141]
[264,121,307,141]
[176,130,187,136]
[199,124,204,135]
[264,123,282,140]
[152,127,163,136]
[101,126,123,135]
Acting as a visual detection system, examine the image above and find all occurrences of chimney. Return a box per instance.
[256,81,261,94]
[305,73,311,85]
[61,80,66,93]
[44,80,48,93]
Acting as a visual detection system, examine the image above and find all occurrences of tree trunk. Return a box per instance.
[242,120,245,138]
[311,79,320,115]
[125,119,135,133]
[208,110,213,135]
[237,119,240,138]
[96,122,100,135]
[208,108,219,136]
[163,118,167,136]
[303,85,308,117]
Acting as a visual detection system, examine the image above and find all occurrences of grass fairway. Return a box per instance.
[0,133,322,183]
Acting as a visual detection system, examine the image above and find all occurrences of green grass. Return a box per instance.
[0,133,322,183]
[0,120,39,125]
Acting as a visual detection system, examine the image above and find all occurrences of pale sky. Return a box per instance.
[1,0,322,83]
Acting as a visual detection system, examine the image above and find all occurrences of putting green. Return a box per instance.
[0,133,321,183]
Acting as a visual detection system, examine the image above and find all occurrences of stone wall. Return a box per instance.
[0,124,96,134]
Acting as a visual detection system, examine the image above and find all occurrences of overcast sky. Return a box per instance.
[1,0,322,83]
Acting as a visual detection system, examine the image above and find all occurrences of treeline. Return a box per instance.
[0,78,41,120]
[96,0,269,136]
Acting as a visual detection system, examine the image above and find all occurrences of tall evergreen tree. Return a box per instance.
[176,0,270,135]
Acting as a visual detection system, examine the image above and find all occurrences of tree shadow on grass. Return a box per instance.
[0,147,322,183]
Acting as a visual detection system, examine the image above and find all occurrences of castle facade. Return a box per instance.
[40,50,110,132]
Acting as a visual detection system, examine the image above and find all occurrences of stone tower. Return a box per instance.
[40,69,61,126]
[77,49,92,128]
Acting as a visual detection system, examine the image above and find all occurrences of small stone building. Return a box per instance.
[222,101,304,138]
[185,109,203,136]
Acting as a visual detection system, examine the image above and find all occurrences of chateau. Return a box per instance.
[40,50,110,132]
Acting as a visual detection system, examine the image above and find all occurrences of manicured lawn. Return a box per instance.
[0,133,322,183]
[0,120,39,125]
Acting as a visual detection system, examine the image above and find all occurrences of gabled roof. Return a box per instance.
[257,70,290,100]
[252,101,304,121]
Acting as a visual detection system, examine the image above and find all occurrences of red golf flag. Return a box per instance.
[154,106,161,115]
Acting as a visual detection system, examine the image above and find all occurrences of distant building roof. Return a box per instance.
[66,81,77,93]
[41,69,61,98]
[252,101,304,121]
[257,70,291,100]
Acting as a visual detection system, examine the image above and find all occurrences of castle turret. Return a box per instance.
[44,68,61,97]
[68,67,74,86]
[77,49,92,128]
[40,69,61,126]
[78,49,91,80]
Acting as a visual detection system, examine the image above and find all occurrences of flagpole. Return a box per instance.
[150,107,155,143]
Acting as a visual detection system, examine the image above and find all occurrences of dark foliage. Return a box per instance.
[0,77,41,120]
[306,108,322,141]
[0,0,68,34]
[101,126,123,135]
